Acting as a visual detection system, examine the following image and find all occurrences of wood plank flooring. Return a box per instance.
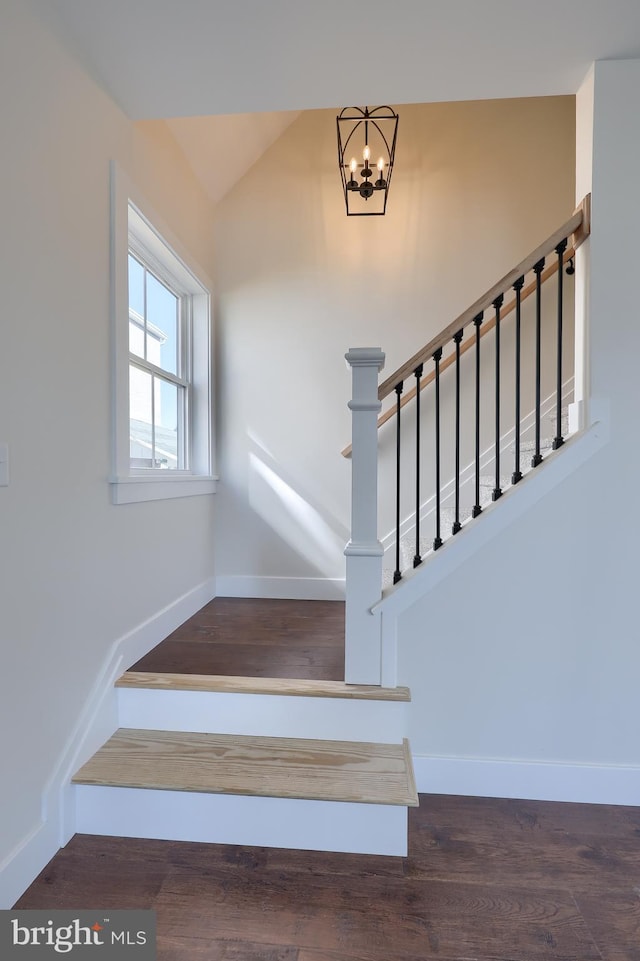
[130,598,345,681]
[16,794,640,960]
[72,730,418,805]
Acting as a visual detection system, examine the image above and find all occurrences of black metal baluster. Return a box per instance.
[552,239,568,449]
[512,276,524,484]
[452,330,463,534]
[393,381,403,584]
[532,258,545,467]
[433,348,443,550]
[413,364,423,567]
[472,313,483,518]
[492,294,504,501]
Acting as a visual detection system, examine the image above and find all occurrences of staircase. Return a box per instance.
[70,200,590,859]
[71,672,417,856]
[344,196,590,684]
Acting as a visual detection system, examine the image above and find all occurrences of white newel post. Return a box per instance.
[344,348,385,685]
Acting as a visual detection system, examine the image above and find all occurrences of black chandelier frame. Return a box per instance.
[337,106,399,216]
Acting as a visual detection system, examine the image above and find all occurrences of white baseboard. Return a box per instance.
[216,576,345,601]
[113,575,218,673]
[0,819,59,910]
[0,576,216,909]
[413,753,640,806]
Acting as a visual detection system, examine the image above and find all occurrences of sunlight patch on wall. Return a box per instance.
[248,452,345,576]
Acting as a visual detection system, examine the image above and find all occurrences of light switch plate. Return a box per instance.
[0,443,9,486]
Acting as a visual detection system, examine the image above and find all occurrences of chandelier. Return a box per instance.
[336,106,399,216]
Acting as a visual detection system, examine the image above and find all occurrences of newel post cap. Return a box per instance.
[345,348,386,371]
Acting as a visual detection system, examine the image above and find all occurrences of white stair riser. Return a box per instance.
[74,785,408,856]
[117,689,409,743]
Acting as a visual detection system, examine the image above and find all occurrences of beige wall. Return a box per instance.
[213,97,575,582]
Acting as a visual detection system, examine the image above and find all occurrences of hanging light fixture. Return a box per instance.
[336,106,399,216]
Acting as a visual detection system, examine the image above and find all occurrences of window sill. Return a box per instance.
[110,473,219,505]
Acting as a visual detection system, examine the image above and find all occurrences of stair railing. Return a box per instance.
[343,195,590,684]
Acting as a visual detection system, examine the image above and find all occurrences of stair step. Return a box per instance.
[548,409,570,434]
[117,671,410,701]
[72,730,417,856]
[441,505,474,522]
[73,729,417,806]
[116,674,410,742]
[512,436,556,454]
[479,474,512,488]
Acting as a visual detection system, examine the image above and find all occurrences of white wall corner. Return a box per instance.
[0,820,60,911]
[0,576,216,908]
[576,65,594,205]
[574,67,594,429]
[0,820,60,910]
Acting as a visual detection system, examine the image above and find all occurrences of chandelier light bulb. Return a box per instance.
[349,158,358,176]
[363,144,371,162]
[377,157,385,172]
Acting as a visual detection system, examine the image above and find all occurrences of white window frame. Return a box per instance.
[110,161,217,504]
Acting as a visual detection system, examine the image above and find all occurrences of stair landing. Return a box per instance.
[129,597,345,681]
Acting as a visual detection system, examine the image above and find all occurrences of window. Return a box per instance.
[128,252,185,470]
[110,163,217,504]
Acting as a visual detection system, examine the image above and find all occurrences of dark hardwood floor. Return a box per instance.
[16,794,640,960]
[130,598,345,681]
[36,600,638,956]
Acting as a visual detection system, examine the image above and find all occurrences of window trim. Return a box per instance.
[109,161,217,504]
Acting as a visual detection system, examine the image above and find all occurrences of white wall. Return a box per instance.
[213,98,575,593]
[397,61,640,796]
[0,2,217,900]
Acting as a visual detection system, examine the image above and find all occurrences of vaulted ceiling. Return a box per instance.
[164,112,300,205]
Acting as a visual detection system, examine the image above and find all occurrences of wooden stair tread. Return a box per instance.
[73,729,418,807]
[117,671,411,701]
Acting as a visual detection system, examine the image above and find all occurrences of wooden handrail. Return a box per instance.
[341,246,576,458]
[341,193,591,458]
[377,194,591,401]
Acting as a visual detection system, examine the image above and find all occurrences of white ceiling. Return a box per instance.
[28,0,640,119]
[28,0,640,205]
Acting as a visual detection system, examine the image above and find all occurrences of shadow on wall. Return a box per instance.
[248,433,349,579]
